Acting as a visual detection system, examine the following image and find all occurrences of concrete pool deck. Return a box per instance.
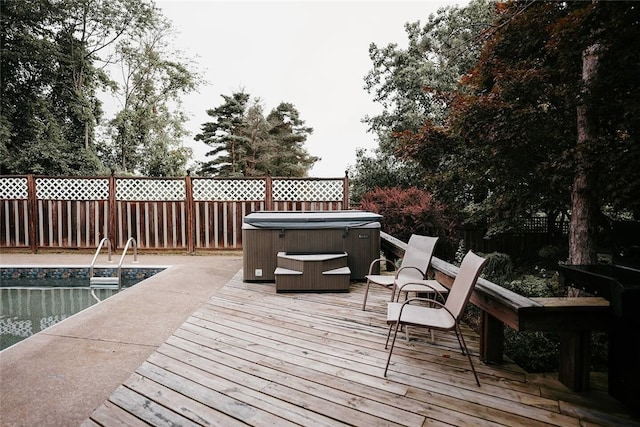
[0,252,243,426]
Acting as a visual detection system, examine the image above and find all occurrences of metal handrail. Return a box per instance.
[89,237,112,278]
[116,237,138,289]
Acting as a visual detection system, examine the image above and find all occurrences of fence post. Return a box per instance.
[343,171,349,210]
[108,172,117,249]
[27,174,37,253]
[185,173,195,253]
[265,176,273,211]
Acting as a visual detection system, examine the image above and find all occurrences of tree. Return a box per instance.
[265,102,317,177]
[239,100,275,176]
[564,3,640,263]
[1,0,104,175]
[353,0,497,196]
[347,147,422,204]
[398,1,639,265]
[57,0,156,150]
[195,92,252,177]
[98,16,200,176]
[1,0,196,177]
[448,1,640,260]
[195,93,318,177]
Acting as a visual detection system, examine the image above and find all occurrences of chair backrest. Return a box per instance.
[444,251,488,318]
[398,235,439,280]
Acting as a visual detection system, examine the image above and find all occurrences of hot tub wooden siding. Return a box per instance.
[242,212,381,282]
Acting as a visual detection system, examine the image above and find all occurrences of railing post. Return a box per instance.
[108,172,117,250]
[343,171,349,210]
[265,176,273,211]
[480,311,504,364]
[185,173,195,253]
[27,174,37,253]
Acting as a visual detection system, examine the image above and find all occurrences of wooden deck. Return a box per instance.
[83,271,639,426]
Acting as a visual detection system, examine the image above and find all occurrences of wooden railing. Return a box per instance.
[380,232,610,392]
[0,174,349,252]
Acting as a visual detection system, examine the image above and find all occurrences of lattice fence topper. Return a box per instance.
[0,177,28,199]
[0,318,32,338]
[116,178,185,201]
[36,178,109,200]
[192,178,266,201]
[273,179,343,201]
[41,314,67,330]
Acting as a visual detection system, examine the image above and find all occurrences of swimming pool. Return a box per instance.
[0,266,164,351]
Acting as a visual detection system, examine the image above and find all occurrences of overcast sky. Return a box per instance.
[156,0,465,177]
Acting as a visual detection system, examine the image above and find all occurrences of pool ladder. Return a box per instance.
[89,237,138,300]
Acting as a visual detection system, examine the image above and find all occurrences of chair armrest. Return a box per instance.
[393,297,456,324]
[394,266,426,279]
[367,257,387,275]
[394,281,446,303]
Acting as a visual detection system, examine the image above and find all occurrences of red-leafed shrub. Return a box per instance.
[358,186,457,256]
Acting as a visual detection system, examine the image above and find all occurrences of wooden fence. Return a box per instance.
[0,175,349,252]
[463,217,570,258]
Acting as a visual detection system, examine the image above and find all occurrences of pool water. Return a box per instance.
[0,268,163,351]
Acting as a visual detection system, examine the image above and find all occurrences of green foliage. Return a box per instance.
[352,0,497,204]
[504,330,560,373]
[363,0,497,138]
[1,0,196,177]
[348,148,423,204]
[481,252,514,285]
[502,274,607,373]
[195,92,251,177]
[195,92,318,177]
[450,1,640,232]
[358,186,456,256]
[362,1,640,253]
[0,0,105,174]
[265,103,318,177]
[502,272,563,372]
[98,16,200,176]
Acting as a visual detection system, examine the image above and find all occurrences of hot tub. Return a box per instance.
[242,211,382,282]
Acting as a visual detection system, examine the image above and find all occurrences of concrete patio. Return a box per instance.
[0,252,242,426]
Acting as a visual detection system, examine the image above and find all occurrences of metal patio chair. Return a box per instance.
[362,235,445,311]
[384,250,488,386]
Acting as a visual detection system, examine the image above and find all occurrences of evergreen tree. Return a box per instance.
[195,92,251,177]
[196,93,317,177]
[266,102,317,177]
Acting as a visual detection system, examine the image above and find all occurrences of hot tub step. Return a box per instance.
[274,267,302,275]
[275,252,350,292]
[323,267,351,275]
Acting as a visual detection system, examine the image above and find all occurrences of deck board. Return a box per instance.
[85,271,639,426]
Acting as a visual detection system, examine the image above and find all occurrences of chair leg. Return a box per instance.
[453,326,465,354]
[456,324,481,387]
[384,320,402,377]
[361,280,371,310]
[385,323,393,349]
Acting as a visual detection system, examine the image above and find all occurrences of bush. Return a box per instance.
[358,186,456,257]
[502,274,607,373]
[462,257,607,374]
[505,330,560,372]
[482,252,514,285]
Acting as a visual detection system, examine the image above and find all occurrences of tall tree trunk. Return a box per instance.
[568,44,601,295]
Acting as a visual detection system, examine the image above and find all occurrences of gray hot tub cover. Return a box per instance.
[243,210,382,229]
